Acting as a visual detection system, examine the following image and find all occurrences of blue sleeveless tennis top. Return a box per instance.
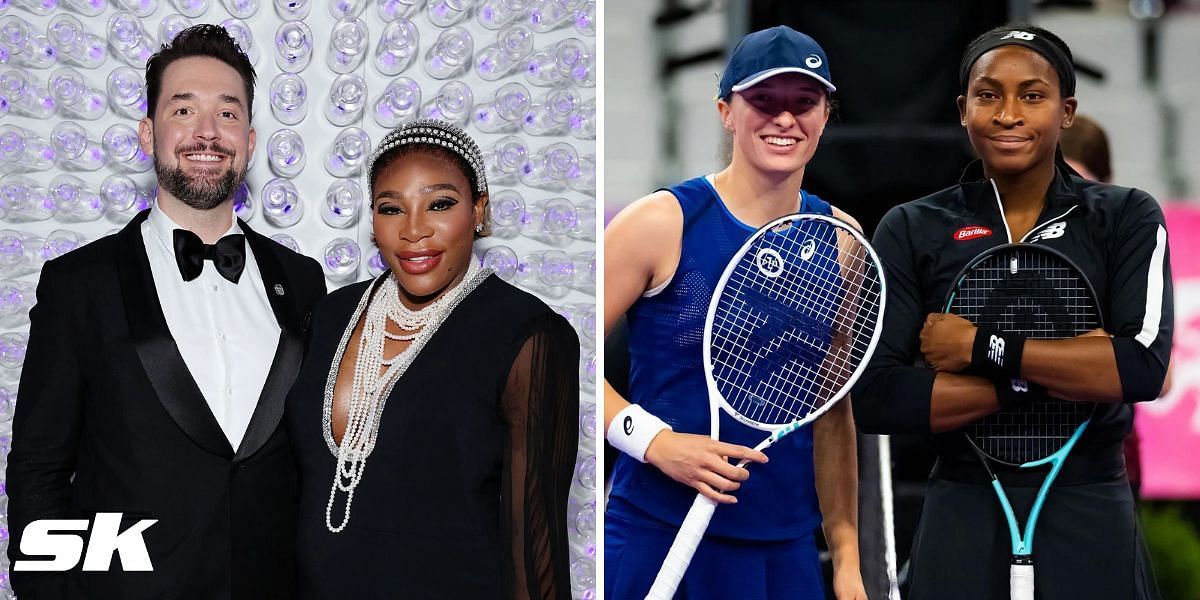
[609,175,829,541]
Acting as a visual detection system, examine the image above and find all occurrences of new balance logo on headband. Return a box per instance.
[1001,30,1036,41]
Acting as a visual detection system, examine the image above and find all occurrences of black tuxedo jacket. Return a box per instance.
[6,210,326,599]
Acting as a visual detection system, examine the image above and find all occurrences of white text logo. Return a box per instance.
[14,513,157,572]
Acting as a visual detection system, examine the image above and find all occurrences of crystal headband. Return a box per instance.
[366,119,489,196]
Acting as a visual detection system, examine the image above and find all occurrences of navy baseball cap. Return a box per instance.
[717,26,836,99]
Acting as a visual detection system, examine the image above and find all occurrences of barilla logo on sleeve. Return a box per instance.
[954,226,993,241]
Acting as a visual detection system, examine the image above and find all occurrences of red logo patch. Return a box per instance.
[954,226,993,241]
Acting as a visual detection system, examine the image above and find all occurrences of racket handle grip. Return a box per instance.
[644,494,719,600]
[1010,562,1034,600]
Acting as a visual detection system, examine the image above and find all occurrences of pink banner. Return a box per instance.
[1136,203,1200,499]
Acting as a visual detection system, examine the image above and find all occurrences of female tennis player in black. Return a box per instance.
[852,25,1171,599]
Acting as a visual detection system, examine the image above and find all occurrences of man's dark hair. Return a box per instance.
[145,24,256,120]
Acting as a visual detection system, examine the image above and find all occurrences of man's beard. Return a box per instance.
[154,142,246,211]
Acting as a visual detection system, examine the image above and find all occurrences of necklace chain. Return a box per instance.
[323,261,490,533]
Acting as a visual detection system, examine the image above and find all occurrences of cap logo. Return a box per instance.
[805,55,822,68]
[1001,30,1036,41]
[954,225,993,241]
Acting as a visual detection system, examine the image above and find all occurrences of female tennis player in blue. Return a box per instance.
[853,25,1171,599]
[604,26,868,599]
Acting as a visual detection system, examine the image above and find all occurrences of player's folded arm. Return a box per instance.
[1106,189,1174,403]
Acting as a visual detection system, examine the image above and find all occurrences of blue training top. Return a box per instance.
[608,175,829,541]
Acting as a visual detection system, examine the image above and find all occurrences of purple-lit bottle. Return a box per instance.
[46,14,106,68]
[0,125,55,175]
[106,11,156,67]
[51,121,107,172]
[106,66,148,119]
[421,80,472,126]
[327,17,369,74]
[101,123,152,173]
[473,82,530,134]
[270,72,308,125]
[325,73,367,126]
[422,26,472,79]
[372,18,418,76]
[266,128,306,178]
[274,20,312,73]
[323,237,361,282]
[0,66,56,118]
[261,178,303,227]
[476,0,529,29]
[482,135,527,185]
[325,128,370,178]
[371,77,420,128]
[322,179,362,228]
[474,23,534,82]
[427,0,476,27]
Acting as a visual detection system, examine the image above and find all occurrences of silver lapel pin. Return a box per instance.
[274,284,285,296]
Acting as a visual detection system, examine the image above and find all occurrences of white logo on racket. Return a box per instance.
[988,335,1005,365]
[800,240,817,261]
[755,248,786,278]
[1011,377,1029,392]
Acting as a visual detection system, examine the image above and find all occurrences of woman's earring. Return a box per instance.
[475,222,484,233]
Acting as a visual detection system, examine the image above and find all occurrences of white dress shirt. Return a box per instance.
[142,207,281,450]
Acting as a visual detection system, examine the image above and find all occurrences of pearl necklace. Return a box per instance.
[324,260,490,533]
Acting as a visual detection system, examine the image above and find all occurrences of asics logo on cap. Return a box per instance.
[805,55,822,68]
[1001,30,1036,41]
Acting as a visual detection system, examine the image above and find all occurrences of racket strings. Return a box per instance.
[710,220,884,427]
[950,248,1098,464]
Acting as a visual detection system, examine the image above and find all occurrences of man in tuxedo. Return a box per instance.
[6,25,325,599]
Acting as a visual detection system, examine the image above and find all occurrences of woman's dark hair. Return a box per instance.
[960,24,1075,97]
[369,144,492,237]
[145,24,256,120]
[1060,115,1112,182]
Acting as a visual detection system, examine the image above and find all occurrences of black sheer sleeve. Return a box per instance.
[500,312,580,600]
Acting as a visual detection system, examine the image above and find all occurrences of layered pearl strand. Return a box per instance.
[325,260,488,533]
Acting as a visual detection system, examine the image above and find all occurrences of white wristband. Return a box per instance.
[607,404,672,463]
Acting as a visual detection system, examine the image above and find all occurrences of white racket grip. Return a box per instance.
[1010,563,1034,600]
[644,494,719,600]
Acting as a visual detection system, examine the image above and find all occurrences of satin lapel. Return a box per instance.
[115,210,235,459]
[234,221,304,462]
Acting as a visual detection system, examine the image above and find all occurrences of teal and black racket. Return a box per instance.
[945,243,1101,600]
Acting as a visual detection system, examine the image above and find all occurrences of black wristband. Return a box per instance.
[971,327,1026,378]
[995,377,1040,411]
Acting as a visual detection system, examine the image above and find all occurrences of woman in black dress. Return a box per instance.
[287,119,580,599]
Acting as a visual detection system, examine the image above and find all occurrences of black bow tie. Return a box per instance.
[172,229,246,284]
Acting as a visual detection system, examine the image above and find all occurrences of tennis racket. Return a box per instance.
[943,243,1101,600]
[645,213,887,599]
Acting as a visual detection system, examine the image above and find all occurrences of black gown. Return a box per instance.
[286,273,580,599]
